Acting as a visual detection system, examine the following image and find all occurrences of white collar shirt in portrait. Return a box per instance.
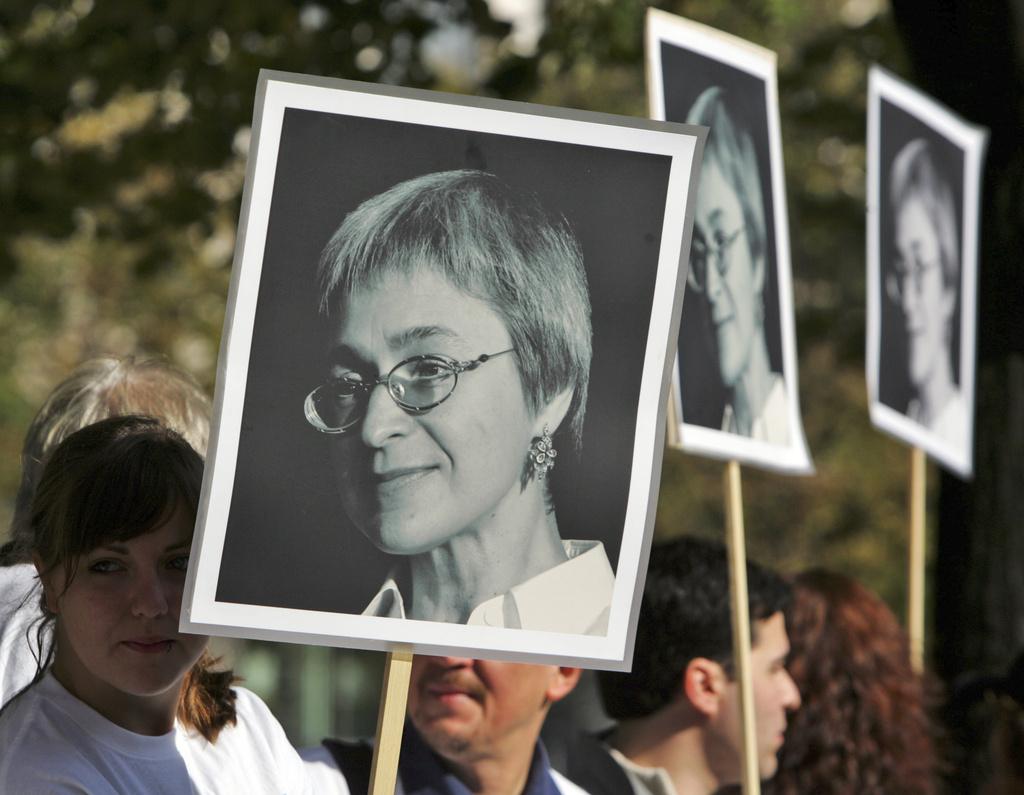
[721,373,790,445]
[363,539,614,636]
[908,387,967,453]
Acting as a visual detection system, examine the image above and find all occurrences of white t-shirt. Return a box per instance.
[0,672,314,794]
[0,563,44,707]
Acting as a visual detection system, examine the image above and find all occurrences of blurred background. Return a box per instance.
[1,0,1021,754]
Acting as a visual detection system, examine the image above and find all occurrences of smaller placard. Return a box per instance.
[646,10,813,474]
[866,66,987,478]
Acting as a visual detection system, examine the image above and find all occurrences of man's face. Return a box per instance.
[712,612,801,784]
[894,195,955,390]
[407,656,579,764]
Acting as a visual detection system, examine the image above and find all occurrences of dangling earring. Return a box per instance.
[529,425,557,478]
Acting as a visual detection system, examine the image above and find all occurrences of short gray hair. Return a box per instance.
[317,169,593,447]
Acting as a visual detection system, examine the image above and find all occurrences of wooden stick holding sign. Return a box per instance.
[724,461,761,795]
[864,68,987,669]
[907,448,927,672]
[369,650,414,795]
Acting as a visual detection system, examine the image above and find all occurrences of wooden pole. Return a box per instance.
[369,650,414,795]
[665,387,682,448]
[908,447,927,672]
[724,460,761,795]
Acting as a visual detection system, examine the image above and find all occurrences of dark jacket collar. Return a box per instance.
[400,722,563,795]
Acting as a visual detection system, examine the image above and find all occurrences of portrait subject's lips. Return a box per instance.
[710,300,733,327]
[712,311,734,332]
[427,683,476,699]
[122,637,175,654]
[371,465,440,494]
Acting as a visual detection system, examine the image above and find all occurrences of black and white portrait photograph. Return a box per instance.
[646,10,812,474]
[867,67,986,479]
[182,71,704,668]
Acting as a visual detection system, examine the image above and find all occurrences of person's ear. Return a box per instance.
[533,386,574,438]
[544,666,582,704]
[683,657,728,718]
[33,553,60,615]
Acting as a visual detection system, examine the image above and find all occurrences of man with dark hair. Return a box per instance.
[563,537,800,795]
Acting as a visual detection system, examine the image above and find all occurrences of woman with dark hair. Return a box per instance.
[766,569,939,795]
[0,355,212,708]
[304,169,613,634]
[0,416,312,793]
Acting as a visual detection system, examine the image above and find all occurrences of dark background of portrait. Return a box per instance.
[660,41,785,430]
[877,98,965,415]
[214,106,674,612]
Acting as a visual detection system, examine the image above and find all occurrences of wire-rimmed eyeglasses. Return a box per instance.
[304,349,514,434]
[885,256,941,303]
[687,226,745,293]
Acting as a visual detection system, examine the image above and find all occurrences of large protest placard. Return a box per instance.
[181,70,705,669]
[867,66,986,479]
[647,11,812,474]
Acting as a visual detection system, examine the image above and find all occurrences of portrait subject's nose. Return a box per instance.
[131,571,171,618]
[360,381,414,448]
[705,253,725,303]
[900,276,919,320]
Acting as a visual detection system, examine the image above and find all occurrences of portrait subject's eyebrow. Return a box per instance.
[95,538,192,555]
[386,325,464,351]
[326,326,467,370]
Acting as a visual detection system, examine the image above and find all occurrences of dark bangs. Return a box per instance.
[30,415,203,586]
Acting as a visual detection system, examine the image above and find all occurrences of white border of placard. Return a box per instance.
[867,66,986,478]
[181,70,706,669]
[647,11,813,474]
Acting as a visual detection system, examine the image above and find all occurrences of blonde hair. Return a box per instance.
[6,356,210,558]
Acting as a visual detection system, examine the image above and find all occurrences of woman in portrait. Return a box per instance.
[684,87,789,444]
[302,169,613,635]
[0,416,312,793]
[766,569,940,795]
[886,138,964,449]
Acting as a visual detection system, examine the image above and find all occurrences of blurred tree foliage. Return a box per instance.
[0,0,508,533]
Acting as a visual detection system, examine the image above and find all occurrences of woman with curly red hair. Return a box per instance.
[766,569,940,795]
